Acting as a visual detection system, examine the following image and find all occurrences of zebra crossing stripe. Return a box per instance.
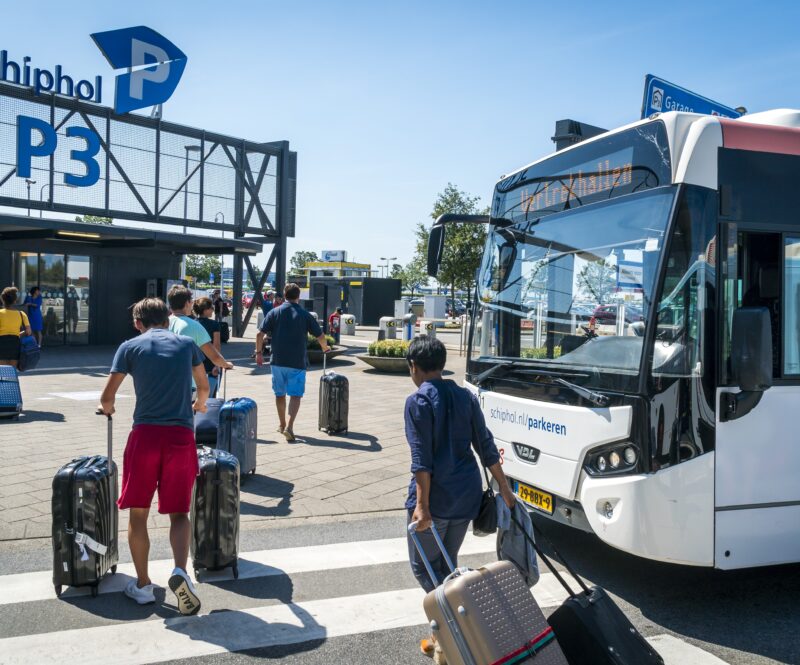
[0,532,499,605]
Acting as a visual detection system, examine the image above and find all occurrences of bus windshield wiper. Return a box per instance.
[553,377,609,407]
[473,360,527,388]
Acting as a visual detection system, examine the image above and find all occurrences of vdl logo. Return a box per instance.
[16,27,187,189]
[92,26,188,115]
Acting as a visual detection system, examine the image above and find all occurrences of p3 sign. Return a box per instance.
[16,116,101,187]
[91,26,187,115]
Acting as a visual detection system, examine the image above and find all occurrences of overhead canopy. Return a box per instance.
[0,213,261,255]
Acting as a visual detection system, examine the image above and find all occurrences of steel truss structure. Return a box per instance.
[0,82,296,335]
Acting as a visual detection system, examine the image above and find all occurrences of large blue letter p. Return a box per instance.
[16,115,57,178]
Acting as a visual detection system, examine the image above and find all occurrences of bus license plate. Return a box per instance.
[515,481,554,515]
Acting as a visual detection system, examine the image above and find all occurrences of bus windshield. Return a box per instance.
[472,188,676,389]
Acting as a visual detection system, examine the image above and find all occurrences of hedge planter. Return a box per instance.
[357,354,410,373]
[307,346,346,364]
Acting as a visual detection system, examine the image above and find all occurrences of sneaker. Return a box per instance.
[282,428,296,442]
[168,567,201,615]
[124,579,156,605]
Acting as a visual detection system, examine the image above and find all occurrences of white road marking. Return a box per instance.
[649,634,730,664]
[0,588,428,665]
[0,590,729,665]
[0,532,499,605]
[46,391,128,401]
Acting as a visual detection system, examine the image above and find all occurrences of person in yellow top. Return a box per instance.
[0,287,32,368]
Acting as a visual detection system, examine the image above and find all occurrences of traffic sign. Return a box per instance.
[641,75,742,120]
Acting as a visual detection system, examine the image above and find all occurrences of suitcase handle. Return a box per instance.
[95,410,112,464]
[509,513,591,598]
[407,520,456,587]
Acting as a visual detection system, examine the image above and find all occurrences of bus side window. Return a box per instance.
[783,237,800,376]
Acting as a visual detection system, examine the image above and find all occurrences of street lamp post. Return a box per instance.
[25,179,36,216]
[39,183,76,218]
[182,144,202,279]
[215,211,225,291]
[379,256,396,279]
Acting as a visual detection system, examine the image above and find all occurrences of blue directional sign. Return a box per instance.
[641,75,741,120]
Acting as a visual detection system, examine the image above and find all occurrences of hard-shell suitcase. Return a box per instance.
[318,353,348,434]
[0,365,22,419]
[409,521,568,665]
[513,515,664,665]
[191,447,240,579]
[194,397,224,446]
[216,369,257,477]
[51,413,119,597]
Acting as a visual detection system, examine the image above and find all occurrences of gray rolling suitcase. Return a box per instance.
[0,365,22,419]
[409,521,568,665]
[216,371,258,479]
[319,353,348,434]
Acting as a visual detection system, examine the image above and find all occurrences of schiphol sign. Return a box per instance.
[642,74,742,119]
[13,26,187,189]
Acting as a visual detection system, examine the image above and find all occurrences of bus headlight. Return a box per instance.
[584,443,640,476]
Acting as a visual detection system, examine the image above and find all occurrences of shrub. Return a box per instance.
[520,346,562,360]
[307,334,336,350]
[367,339,410,358]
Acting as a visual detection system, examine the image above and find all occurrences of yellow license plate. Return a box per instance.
[515,482,554,514]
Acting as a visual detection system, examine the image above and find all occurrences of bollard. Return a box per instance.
[418,320,436,339]
[341,314,356,336]
[379,316,397,340]
[402,313,417,341]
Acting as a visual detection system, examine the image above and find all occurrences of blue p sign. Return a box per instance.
[16,115,101,187]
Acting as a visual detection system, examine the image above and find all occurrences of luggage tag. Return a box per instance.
[75,532,108,560]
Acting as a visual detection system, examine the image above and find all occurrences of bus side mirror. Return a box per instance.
[732,307,773,392]
[427,225,445,278]
[723,307,772,421]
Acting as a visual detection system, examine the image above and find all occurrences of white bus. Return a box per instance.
[428,110,800,569]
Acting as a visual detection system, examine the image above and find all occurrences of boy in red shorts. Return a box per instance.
[98,298,209,615]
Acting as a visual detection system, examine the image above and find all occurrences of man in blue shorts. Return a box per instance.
[255,283,329,441]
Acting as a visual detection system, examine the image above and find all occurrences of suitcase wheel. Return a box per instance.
[54,585,62,597]
[111,565,117,574]
[232,563,239,579]
[91,585,99,598]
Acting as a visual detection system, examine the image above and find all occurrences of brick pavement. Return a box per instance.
[0,326,466,540]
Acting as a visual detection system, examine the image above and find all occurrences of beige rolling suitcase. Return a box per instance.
[409,521,568,665]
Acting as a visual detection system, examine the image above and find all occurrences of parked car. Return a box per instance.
[591,303,644,324]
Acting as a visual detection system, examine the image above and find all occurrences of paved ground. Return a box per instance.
[0,324,465,541]
[1,512,797,664]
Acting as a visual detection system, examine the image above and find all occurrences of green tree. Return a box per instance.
[290,250,319,272]
[428,183,488,303]
[74,215,112,224]
[185,255,221,283]
[246,265,262,290]
[402,258,429,296]
[389,263,403,279]
[577,259,616,304]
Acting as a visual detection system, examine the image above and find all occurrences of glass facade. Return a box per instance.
[13,252,91,346]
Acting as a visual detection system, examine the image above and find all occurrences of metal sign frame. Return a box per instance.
[0,81,296,335]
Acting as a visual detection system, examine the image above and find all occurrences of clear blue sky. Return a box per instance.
[4,0,800,271]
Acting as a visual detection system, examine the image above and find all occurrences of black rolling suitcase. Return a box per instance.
[0,365,22,419]
[319,353,348,434]
[51,413,119,597]
[191,447,240,579]
[511,515,663,665]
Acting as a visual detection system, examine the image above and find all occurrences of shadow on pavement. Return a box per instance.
[532,516,800,664]
[241,476,293,518]
[297,431,381,453]
[8,410,66,423]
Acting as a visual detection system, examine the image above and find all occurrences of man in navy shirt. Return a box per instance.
[98,298,208,616]
[405,336,515,653]
[255,283,330,441]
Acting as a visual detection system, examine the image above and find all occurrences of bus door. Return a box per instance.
[715,224,800,569]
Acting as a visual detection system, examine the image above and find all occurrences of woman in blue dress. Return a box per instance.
[22,286,43,346]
